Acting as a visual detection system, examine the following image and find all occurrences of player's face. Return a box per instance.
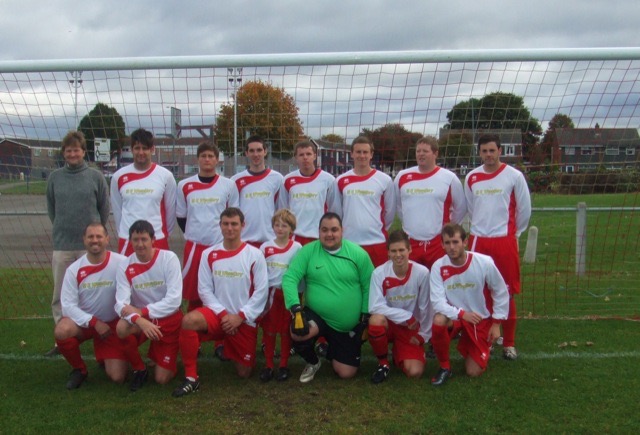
[83,226,109,256]
[295,146,316,174]
[319,217,343,251]
[132,142,154,170]
[63,144,86,167]
[273,219,293,240]
[416,143,437,170]
[198,150,218,174]
[220,215,244,243]
[352,143,373,169]
[479,142,501,170]
[131,231,155,262]
[442,232,467,264]
[245,142,266,169]
[388,241,410,269]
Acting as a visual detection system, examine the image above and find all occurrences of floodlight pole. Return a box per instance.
[69,71,83,128]
[228,67,243,174]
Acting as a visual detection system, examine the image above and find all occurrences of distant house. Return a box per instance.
[555,128,640,172]
[311,139,351,176]
[0,138,61,179]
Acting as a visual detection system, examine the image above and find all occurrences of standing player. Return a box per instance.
[54,223,141,389]
[464,133,531,360]
[279,141,341,245]
[172,208,269,397]
[111,128,177,256]
[232,135,284,247]
[429,223,509,385]
[115,220,183,391]
[46,130,110,356]
[395,136,466,269]
[282,212,373,383]
[367,230,432,384]
[258,209,302,382]
[336,136,396,267]
[177,142,238,311]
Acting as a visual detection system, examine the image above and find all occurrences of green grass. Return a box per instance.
[1,318,638,433]
[0,180,47,194]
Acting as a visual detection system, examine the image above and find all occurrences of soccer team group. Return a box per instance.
[45,127,531,396]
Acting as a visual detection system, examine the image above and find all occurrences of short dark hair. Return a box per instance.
[220,207,245,225]
[61,130,87,152]
[386,230,410,250]
[245,135,266,151]
[84,222,108,237]
[197,142,220,159]
[130,128,154,148]
[319,211,342,229]
[441,223,467,241]
[129,220,155,239]
[477,133,501,150]
[351,136,374,153]
[294,140,316,156]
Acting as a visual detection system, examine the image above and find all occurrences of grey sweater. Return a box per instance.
[46,162,110,250]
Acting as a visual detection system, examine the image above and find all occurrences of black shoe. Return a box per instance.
[66,369,87,389]
[289,347,296,356]
[315,341,328,358]
[172,378,200,398]
[44,345,60,357]
[276,367,290,382]
[260,367,274,382]
[371,365,390,384]
[130,368,149,392]
[215,345,229,362]
[431,368,452,386]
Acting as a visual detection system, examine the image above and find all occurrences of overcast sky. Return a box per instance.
[1,1,639,141]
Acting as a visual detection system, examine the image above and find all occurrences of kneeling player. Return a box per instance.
[429,223,509,386]
[258,209,302,382]
[173,207,268,397]
[367,230,432,383]
[54,223,141,389]
[115,220,183,391]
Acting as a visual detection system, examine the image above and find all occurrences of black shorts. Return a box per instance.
[304,307,362,367]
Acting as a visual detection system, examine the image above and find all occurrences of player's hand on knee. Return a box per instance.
[359,313,371,342]
[290,304,309,336]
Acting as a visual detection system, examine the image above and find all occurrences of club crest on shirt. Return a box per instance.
[267,248,274,255]
[407,174,413,180]
[344,178,350,184]
[128,267,136,274]
[187,184,194,190]
[239,179,246,186]
[471,175,477,182]
[79,270,87,279]
[442,269,450,277]
[122,176,129,182]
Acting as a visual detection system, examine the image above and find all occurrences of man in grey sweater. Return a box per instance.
[45,131,110,356]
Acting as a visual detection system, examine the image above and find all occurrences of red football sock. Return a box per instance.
[122,335,145,371]
[279,332,292,368]
[502,297,517,347]
[179,329,201,380]
[430,324,451,370]
[263,331,276,369]
[56,337,86,373]
[368,324,389,367]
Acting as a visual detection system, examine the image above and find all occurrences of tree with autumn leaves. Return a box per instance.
[214,81,304,155]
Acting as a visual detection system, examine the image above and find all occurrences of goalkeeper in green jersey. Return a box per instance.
[283,212,374,383]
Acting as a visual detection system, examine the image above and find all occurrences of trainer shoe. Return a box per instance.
[44,345,60,358]
[371,364,390,384]
[130,368,149,392]
[503,346,518,360]
[260,367,274,382]
[215,344,229,362]
[431,368,452,386]
[276,367,290,382]
[66,369,88,390]
[289,347,296,356]
[172,378,200,398]
[315,341,328,358]
[299,360,321,383]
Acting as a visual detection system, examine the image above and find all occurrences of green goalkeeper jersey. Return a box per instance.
[283,239,374,332]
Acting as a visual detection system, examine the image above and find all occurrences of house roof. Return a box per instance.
[438,129,523,144]
[311,139,349,151]
[1,137,61,149]
[556,128,640,147]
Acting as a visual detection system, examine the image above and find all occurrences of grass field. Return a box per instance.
[0,318,639,433]
[0,180,47,194]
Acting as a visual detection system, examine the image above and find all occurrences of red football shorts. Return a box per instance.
[469,234,521,295]
[409,236,445,270]
[387,321,426,365]
[261,289,290,335]
[141,310,183,373]
[361,242,389,268]
[181,240,209,302]
[76,319,127,362]
[457,318,493,370]
[197,307,258,367]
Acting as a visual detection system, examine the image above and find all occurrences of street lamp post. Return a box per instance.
[69,71,83,128]
[228,68,243,174]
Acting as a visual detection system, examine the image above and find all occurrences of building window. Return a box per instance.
[503,144,515,156]
[48,149,55,157]
[627,148,636,156]
[605,147,619,155]
[581,147,593,156]
[565,165,574,173]
[34,149,41,157]
[564,147,575,156]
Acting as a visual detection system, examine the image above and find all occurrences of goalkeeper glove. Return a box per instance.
[359,313,371,343]
[290,304,309,336]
